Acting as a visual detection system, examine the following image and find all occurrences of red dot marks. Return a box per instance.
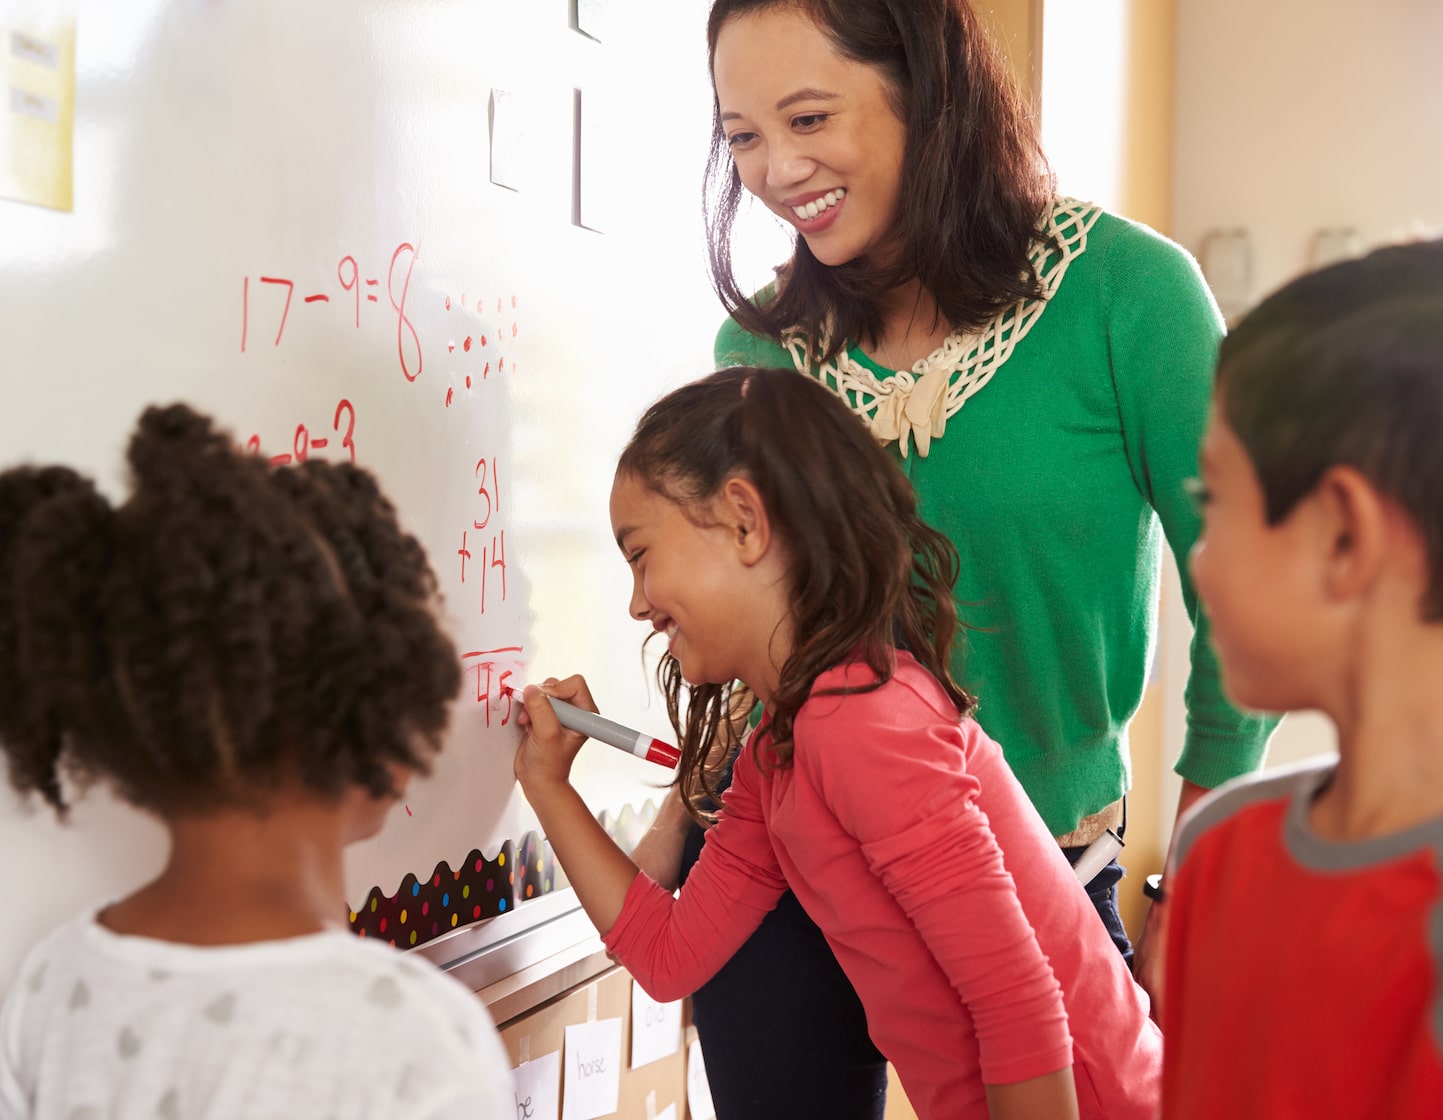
[483,361,491,378]
[447,341,456,353]
[465,375,472,389]
[475,299,483,314]
[512,322,518,337]
[444,296,451,310]
[445,387,454,407]
[496,297,503,313]
[463,336,473,352]
[499,357,506,371]
[480,334,488,347]
[511,294,517,308]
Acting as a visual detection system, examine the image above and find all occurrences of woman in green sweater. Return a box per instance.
[629,0,1275,1115]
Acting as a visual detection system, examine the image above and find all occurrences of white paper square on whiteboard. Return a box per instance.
[630,979,682,1069]
[489,88,527,192]
[513,1050,562,1120]
[572,87,618,233]
[574,0,611,41]
[687,1038,717,1120]
[561,1017,622,1120]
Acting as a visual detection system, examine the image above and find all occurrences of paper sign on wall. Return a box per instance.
[572,87,618,233]
[630,980,682,1069]
[687,1038,716,1120]
[561,1017,622,1120]
[0,5,77,211]
[513,1050,562,1120]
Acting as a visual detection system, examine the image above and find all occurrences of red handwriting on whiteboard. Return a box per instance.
[462,647,525,727]
[441,290,522,409]
[457,455,507,614]
[239,243,421,384]
[241,398,357,466]
[388,243,422,382]
[473,456,499,530]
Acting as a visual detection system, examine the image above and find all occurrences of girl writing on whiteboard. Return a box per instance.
[0,404,513,1119]
[514,367,1161,1120]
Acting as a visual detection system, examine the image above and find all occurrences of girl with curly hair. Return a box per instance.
[0,404,511,1118]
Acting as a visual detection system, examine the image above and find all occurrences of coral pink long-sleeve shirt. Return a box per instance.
[603,656,1160,1120]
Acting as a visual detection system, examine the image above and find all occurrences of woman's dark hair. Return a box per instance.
[1216,239,1443,618]
[617,366,973,821]
[0,403,460,816]
[704,0,1055,361]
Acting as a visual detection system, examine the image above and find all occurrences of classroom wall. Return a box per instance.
[1162,0,1443,781]
[1040,0,1176,236]
[1173,0,1443,310]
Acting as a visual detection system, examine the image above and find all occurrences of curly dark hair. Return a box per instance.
[704,0,1055,361]
[617,366,973,822]
[0,403,460,817]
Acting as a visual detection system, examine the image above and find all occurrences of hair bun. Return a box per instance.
[126,402,240,493]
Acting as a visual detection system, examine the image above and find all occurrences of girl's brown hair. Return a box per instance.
[704,0,1055,361]
[617,366,972,821]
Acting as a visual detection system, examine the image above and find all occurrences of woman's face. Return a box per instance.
[712,5,908,268]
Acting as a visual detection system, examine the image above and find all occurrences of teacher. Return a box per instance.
[629,1,1276,1116]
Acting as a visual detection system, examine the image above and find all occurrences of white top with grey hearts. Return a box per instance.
[0,910,513,1119]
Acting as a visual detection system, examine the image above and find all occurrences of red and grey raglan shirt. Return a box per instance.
[1163,759,1443,1116]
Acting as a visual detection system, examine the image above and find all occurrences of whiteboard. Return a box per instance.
[0,0,722,990]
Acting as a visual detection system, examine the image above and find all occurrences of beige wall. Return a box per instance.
[1173,0,1443,308]
[1159,0,1443,783]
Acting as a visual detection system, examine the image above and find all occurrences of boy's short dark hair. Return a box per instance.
[1216,239,1443,618]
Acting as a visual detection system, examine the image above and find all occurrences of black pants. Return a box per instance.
[679,821,888,1120]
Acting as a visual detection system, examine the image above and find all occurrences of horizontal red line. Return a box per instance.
[461,647,523,659]
[304,294,329,303]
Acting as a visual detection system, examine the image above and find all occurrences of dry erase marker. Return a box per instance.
[546,696,680,768]
[509,683,680,768]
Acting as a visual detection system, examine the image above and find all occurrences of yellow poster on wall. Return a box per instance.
[1,3,76,212]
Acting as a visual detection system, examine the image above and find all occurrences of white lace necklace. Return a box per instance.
[782,197,1102,458]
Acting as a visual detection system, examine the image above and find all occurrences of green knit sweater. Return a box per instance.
[716,206,1275,836]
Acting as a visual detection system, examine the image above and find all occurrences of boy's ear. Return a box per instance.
[719,475,772,565]
[1315,465,1387,601]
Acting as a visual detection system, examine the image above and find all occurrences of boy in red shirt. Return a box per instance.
[1161,239,1443,1115]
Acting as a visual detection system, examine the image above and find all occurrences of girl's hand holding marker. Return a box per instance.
[511,677,679,793]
